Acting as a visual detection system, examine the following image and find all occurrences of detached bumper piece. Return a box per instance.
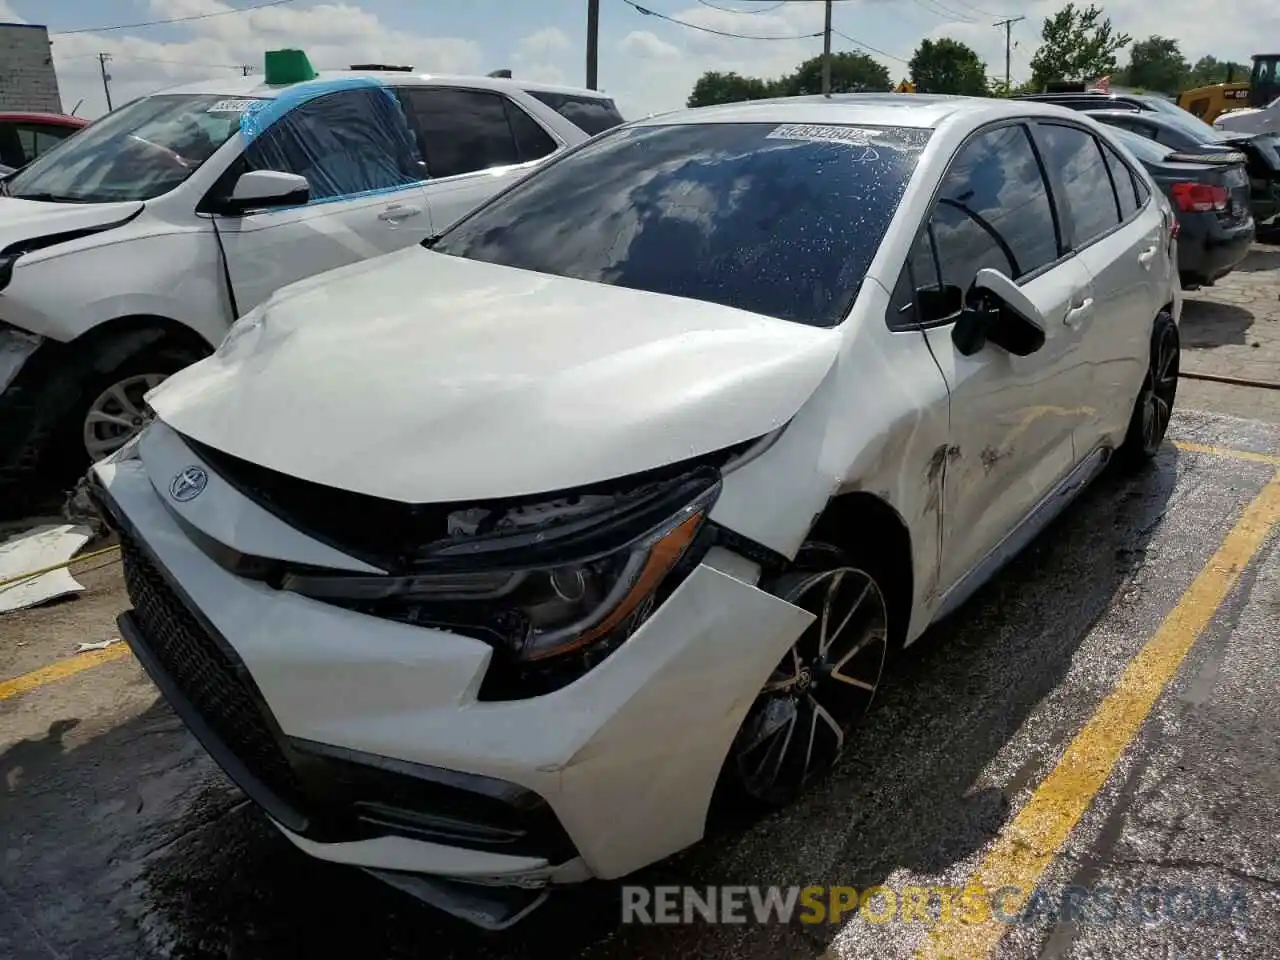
[96,483,579,868]
[365,869,551,930]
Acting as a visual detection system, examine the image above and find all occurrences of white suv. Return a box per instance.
[0,65,622,515]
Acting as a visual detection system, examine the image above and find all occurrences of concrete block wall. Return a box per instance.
[0,23,64,113]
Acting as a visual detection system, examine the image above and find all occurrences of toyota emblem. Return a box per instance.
[169,466,208,502]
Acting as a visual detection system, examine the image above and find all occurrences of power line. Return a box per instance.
[60,52,246,69]
[911,0,976,24]
[620,0,822,40]
[946,0,1012,17]
[53,0,301,36]
[831,28,910,64]
[695,0,787,12]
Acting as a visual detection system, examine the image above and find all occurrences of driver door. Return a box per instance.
[210,86,431,316]
[907,122,1095,601]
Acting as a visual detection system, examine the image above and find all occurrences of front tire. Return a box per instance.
[0,332,206,517]
[725,542,891,808]
[1115,311,1179,470]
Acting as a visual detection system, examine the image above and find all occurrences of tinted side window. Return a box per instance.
[402,88,519,178]
[930,124,1059,290]
[527,91,625,135]
[1099,142,1138,220]
[1037,124,1121,247]
[241,88,423,202]
[503,100,557,162]
[887,229,943,330]
[1131,168,1150,205]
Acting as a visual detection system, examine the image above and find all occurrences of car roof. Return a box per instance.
[153,70,616,101]
[0,111,88,126]
[629,93,1087,129]
[1083,108,1171,122]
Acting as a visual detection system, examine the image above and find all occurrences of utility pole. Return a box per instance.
[993,16,1025,92]
[98,53,113,112]
[586,0,600,90]
[821,0,833,95]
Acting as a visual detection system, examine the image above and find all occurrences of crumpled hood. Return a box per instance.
[149,247,841,503]
[0,196,143,254]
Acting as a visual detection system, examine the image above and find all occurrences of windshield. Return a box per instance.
[5,94,260,203]
[432,121,931,327]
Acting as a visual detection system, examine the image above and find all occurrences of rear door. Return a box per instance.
[397,87,561,232]
[211,86,431,315]
[1032,121,1167,449]
[905,122,1095,594]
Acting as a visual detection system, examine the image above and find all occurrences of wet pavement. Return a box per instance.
[2,410,1278,960]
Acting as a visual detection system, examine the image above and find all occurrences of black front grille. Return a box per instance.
[118,531,309,816]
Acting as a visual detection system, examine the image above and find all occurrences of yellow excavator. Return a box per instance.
[1179,53,1280,123]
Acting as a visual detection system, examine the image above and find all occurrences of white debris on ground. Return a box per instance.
[0,523,92,613]
[75,638,121,653]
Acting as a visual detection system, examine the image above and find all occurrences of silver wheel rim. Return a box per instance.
[733,566,889,804]
[82,373,167,461]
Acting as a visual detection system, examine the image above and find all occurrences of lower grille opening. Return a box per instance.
[118,531,311,819]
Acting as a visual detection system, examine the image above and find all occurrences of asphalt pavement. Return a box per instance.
[2,408,1278,960]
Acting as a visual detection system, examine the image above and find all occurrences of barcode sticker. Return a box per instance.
[207,98,258,113]
[766,123,879,145]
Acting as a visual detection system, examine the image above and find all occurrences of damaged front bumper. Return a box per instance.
[0,322,41,395]
[89,437,815,927]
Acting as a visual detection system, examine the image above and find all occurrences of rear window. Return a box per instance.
[526,90,625,135]
[432,121,931,327]
[1102,124,1171,164]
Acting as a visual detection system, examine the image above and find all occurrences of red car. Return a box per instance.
[0,111,88,172]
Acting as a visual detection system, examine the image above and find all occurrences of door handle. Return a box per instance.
[1064,297,1093,328]
[378,204,423,222]
[1138,244,1159,266]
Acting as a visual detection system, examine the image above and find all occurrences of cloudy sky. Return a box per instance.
[4,0,1277,120]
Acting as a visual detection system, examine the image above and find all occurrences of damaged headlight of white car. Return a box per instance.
[281,469,721,694]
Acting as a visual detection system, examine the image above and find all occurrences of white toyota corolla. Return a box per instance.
[90,94,1181,928]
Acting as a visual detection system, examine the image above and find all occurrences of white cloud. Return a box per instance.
[0,1,26,23]
[509,27,572,85]
[619,31,680,62]
[49,0,484,118]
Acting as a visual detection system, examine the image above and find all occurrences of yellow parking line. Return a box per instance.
[1173,440,1280,466]
[0,644,132,703]
[915,468,1280,960]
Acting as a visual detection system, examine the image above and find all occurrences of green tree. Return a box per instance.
[909,37,988,95]
[1028,3,1132,90]
[686,71,778,108]
[1187,55,1250,86]
[783,52,892,95]
[1124,36,1189,94]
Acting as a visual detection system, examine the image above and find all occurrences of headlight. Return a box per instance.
[282,469,720,665]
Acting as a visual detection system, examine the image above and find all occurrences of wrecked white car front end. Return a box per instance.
[88,247,840,929]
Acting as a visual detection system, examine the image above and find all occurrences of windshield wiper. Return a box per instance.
[9,192,87,203]
[420,234,443,249]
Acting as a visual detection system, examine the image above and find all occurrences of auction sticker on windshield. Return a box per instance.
[206,99,261,113]
[766,123,881,145]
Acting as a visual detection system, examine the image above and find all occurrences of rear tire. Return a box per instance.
[722,541,891,809]
[0,331,206,518]
[1115,311,1179,472]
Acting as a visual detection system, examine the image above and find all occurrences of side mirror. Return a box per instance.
[952,268,1047,357]
[218,170,310,215]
